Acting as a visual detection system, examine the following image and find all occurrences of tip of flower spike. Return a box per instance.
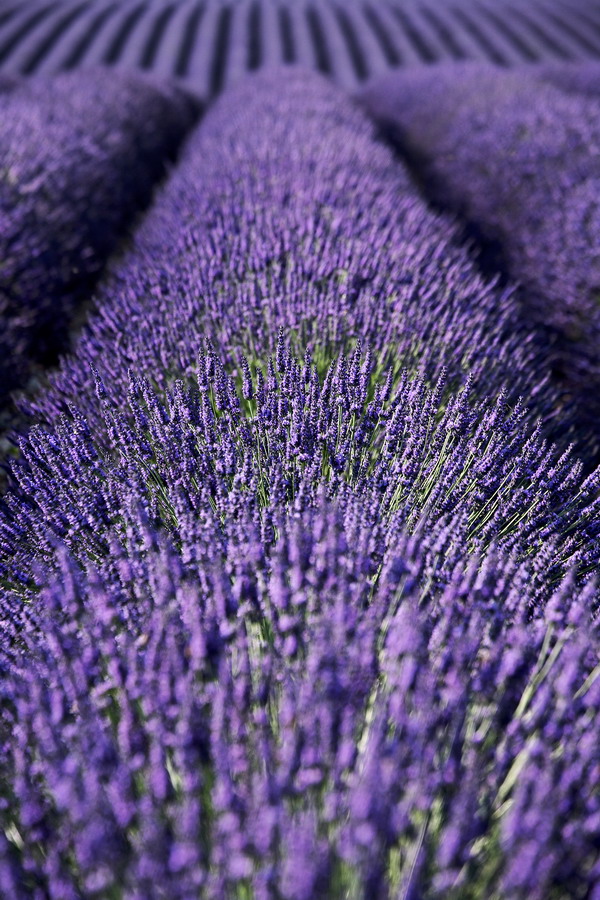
[91,365,106,403]
[241,357,253,402]
[276,327,287,374]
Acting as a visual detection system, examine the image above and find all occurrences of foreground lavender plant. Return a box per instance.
[359,62,600,459]
[1,484,598,897]
[2,67,599,899]
[21,68,558,450]
[0,68,197,407]
[3,339,600,896]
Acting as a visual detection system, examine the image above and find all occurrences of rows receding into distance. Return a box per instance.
[0,0,598,96]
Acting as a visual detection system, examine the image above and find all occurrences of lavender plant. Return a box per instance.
[359,63,600,459]
[1,489,598,898]
[2,66,599,899]
[3,338,600,895]
[0,68,197,407]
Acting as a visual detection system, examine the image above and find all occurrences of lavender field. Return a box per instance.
[1,18,600,900]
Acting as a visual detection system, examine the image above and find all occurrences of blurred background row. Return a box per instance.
[0,0,598,97]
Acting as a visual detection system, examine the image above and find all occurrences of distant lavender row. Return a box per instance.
[0,68,197,407]
[359,63,600,459]
[1,341,599,897]
[535,61,600,98]
[23,67,558,446]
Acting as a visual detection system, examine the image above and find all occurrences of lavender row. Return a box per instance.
[1,341,599,897]
[0,68,198,408]
[359,63,600,459]
[22,67,559,448]
[535,61,600,99]
[2,69,599,896]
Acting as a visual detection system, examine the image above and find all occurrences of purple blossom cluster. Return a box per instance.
[0,68,197,407]
[3,341,600,894]
[359,62,600,459]
[1,440,599,897]
[1,67,600,898]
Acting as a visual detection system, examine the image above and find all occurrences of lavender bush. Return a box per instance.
[2,337,600,897]
[2,538,600,899]
[0,68,197,407]
[1,67,599,898]
[359,63,600,459]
